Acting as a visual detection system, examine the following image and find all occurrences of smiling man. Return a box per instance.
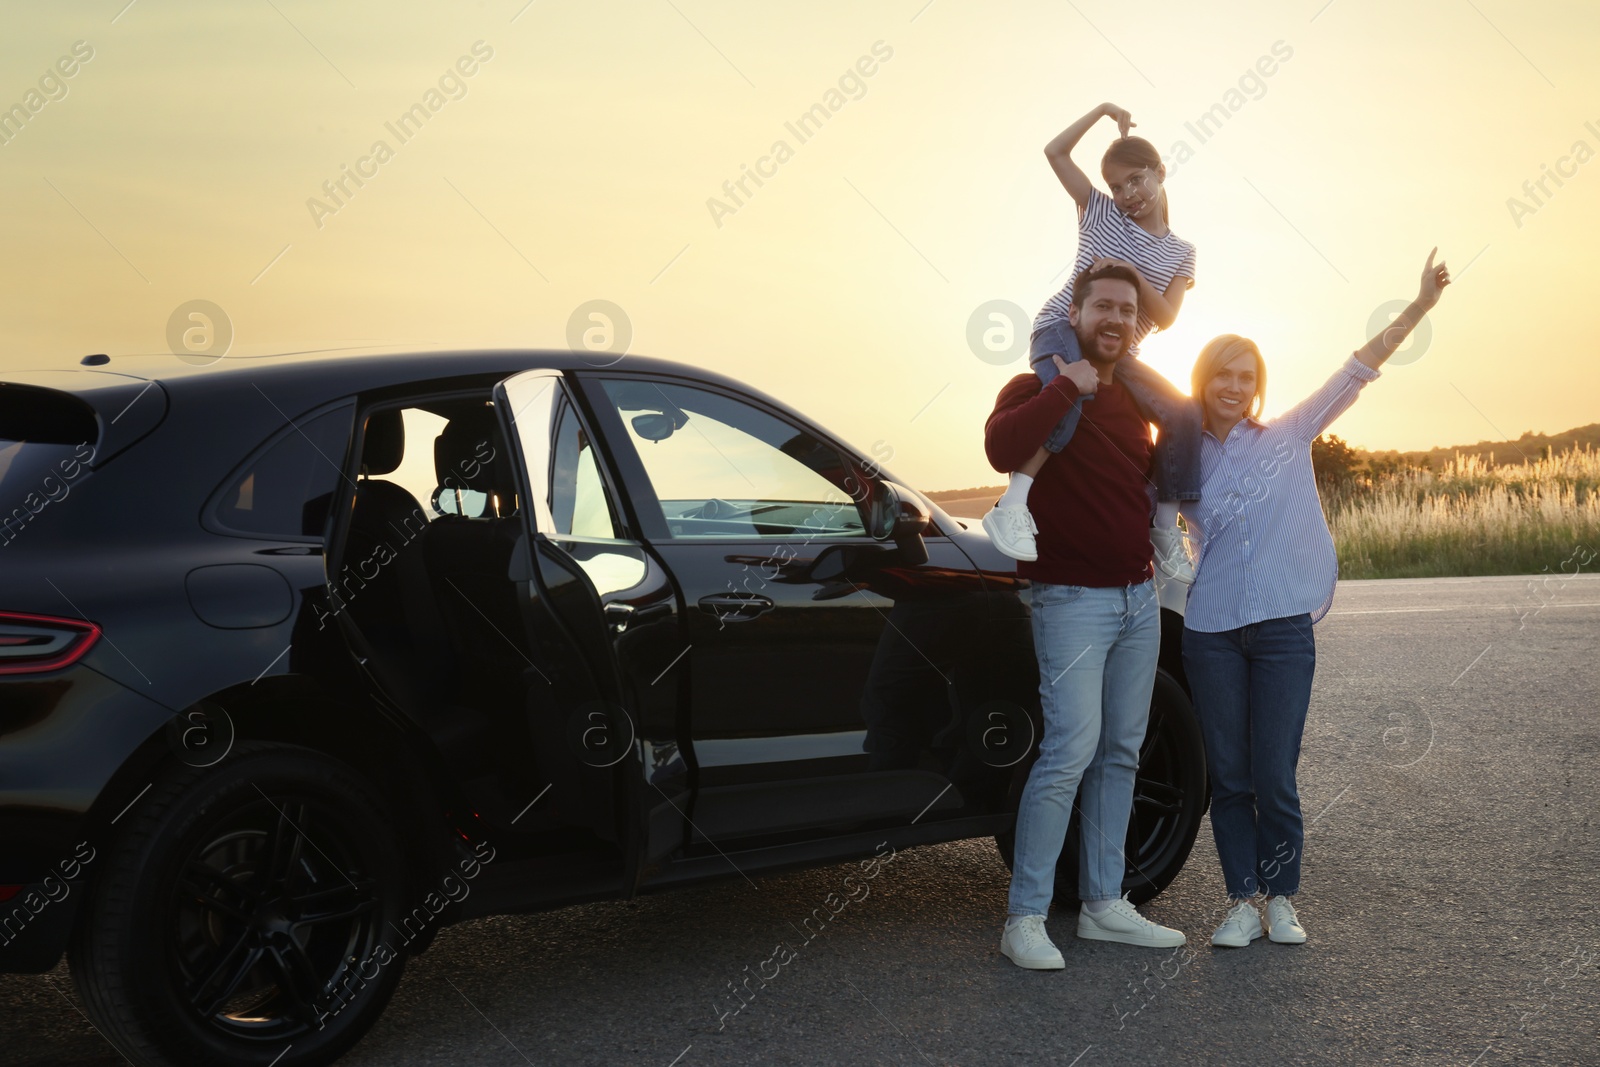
[983,263,1186,968]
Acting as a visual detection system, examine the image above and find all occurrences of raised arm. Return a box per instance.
[1090,256,1188,330]
[1355,248,1451,370]
[1280,249,1452,440]
[1045,103,1134,210]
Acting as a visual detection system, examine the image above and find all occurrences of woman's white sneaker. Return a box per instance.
[1076,896,1186,948]
[1210,901,1264,948]
[982,504,1038,562]
[1266,897,1307,944]
[1000,915,1065,970]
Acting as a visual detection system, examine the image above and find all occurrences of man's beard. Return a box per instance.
[1074,322,1132,366]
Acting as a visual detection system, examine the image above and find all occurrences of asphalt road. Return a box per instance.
[7,573,1598,1067]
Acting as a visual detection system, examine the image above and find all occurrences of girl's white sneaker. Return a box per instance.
[982,504,1038,562]
[1150,525,1195,584]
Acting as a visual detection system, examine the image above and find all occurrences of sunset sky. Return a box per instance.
[2,0,1596,491]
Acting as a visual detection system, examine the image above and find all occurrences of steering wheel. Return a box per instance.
[691,498,749,520]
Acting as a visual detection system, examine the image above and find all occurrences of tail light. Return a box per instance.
[0,612,101,675]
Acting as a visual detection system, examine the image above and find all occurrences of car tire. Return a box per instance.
[69,743,410,1067]
[994,669,1208,907]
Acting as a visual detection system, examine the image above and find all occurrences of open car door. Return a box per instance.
[493,369,688,894]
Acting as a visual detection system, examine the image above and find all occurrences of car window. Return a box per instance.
[599,379,865,540]
[213,404,354,539]
[551,396,620,539]
[364,403,506,523]
[383,409,452,518]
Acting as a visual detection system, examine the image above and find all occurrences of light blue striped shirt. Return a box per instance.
[1180,355,1381,632]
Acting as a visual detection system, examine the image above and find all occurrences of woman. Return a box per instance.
[1180,250,1451,946]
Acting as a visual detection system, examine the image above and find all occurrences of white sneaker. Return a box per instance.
[1210,901,1264,948]
[1266,897,1307,944]
[1000,915,1065,970]
[1150,525,1195,585]
[983,504,1038,562]
[1076,896,1186,948]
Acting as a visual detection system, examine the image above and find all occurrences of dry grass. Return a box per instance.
[1325,446,1600,579]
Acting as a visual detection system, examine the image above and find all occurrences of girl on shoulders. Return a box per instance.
[983,102,1202,581]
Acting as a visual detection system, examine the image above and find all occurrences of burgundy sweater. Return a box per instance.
[984,372,1154,587]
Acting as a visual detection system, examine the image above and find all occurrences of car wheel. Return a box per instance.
[70,743,409,1067]
[994,669,1208,907]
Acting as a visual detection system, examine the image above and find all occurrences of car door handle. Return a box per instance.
[697,593,774,621]
[604,600,672,633]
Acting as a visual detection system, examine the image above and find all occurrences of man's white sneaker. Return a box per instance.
[1210,901,1264,948]
[983,504,1039,562]
[1150,525,1196,585]
[1001,915,1065,970]
[1266,897,1307,944]
[1076,896,1186,948]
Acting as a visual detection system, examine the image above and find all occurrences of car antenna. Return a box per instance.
[81,354,110,366]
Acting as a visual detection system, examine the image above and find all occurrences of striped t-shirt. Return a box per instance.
[1035,187,1197,355]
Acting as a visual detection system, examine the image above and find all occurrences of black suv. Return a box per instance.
[0,349,1206,1067]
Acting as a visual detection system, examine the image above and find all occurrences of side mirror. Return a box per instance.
[868,480,930,566]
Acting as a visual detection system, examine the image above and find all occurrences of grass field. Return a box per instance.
[929,445,1599,581]
[1325,445,1600,580]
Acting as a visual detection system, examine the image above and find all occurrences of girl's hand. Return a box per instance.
[1417,247,1451,309]
[1101,103,1135,139]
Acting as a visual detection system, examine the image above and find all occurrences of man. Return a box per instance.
[985,263,1186,969]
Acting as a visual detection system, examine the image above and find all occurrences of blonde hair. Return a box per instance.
[1191,335,1266,418]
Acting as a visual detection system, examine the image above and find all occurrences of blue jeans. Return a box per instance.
[1029,320,1202,502]
[1181,615,1316,898]
[1008,580,1160,915]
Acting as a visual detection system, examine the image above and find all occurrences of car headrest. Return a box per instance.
[434,409,509,498]
[362,409,405,476]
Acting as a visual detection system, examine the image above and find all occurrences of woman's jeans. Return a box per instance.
[1181,614,1317,898]
[1007,580,1159,916]
[1029,319,1201,503]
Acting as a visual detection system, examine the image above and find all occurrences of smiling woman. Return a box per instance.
[1180,250,1451,949]
[1191,334,1267,429]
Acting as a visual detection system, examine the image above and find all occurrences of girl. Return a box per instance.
[1181,250,1451,947]
[983,102,1202,582]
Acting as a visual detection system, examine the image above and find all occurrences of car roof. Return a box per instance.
[5,346,722,395]
[1,346,862,466]
[2,345,950,541]
[4,346,828,418]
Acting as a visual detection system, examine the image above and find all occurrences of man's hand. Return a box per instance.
[1417,247,1451,310]
[1101,103,1135,139]
[1090,255,1144,281]
[1053,356,1099,395]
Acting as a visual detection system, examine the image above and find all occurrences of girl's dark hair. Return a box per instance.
[1102,136,1168,224]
